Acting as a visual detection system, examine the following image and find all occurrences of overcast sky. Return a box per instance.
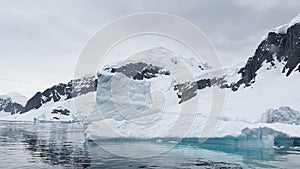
[0,0,299,97]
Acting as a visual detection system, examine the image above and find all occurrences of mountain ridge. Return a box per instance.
[1,15,300,119]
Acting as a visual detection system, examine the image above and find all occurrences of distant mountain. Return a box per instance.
[260,106,300,125]
[0,93,27,106]
[0,93,27,114]
[0,75,97,116]
[0,97,24,115]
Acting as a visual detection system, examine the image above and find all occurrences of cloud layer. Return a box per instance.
[0,0,299,96]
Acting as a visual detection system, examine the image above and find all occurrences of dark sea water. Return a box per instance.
[0,122,299,169]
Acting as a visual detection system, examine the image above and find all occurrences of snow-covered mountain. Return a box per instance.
[0,93,27,106]
[0,15,300,145]
[260,106,300,125]
[0,97,23,115]
[0,93,27,115]
[0,98,74,122]
[230,15,300,90]
[0,75,97,121]
[23,75,97,113]
[167,15,300,120]
[178,15,300,93]
[80,15,300,141]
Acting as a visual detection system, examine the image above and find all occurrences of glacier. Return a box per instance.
[81,48,196,139]
[76,47,300,145]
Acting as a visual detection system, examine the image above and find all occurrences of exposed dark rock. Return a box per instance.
[185,23,300,93]
[0,97,24,115]
[233,23,300,89]
[22,76,97,114]
[51,109,71,116]
[174,82,198,104]
[108,62,170,80]
[174,77,228,103]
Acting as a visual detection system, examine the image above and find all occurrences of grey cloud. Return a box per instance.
[0,0,299,96]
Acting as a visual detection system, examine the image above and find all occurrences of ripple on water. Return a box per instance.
[0,122,299,169]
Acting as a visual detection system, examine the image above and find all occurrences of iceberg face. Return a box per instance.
[96,72,153,121]
[237,127,300,147]
[80,47,208,140]
[83,65,186,139]
[260,106,300,125]
[238,127,286,147]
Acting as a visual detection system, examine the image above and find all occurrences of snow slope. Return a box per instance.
[0,99,76,122]
[0,92,96,123]
[222,59,300,120]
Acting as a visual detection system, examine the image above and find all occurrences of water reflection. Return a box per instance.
[0,122,91,168]
[176,138,300,168]
[84,141,243,169]
[178,138,300,161]
[0,122,299,169]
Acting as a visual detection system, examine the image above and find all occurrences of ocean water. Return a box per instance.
[0,122,299,169]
